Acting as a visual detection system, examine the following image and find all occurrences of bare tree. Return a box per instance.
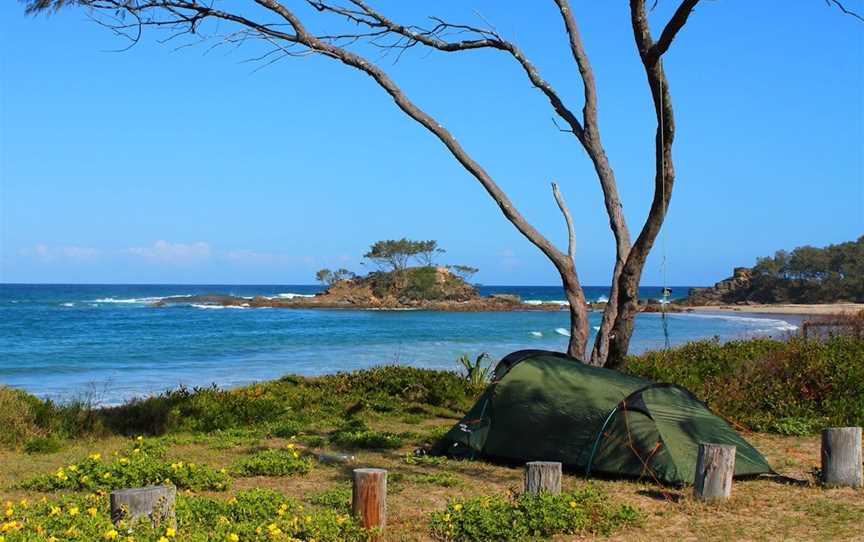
[21,0,861,366]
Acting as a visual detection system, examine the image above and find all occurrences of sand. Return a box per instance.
[688,303,864,316]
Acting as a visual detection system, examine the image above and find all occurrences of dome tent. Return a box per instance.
[433,350,772,485]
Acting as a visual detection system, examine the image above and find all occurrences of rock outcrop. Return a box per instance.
[678,267,754,306]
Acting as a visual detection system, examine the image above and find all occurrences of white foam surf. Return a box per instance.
[674,312,799,333]
[554,327,571,337]
[61,302,75,307]
[91,296,165,304]
[595,295,609,303]
[524,299,569,306]
[530,331,543,337]
[191,304,249,310]
[273,292,315,299]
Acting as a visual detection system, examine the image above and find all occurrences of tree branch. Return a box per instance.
[552,182,576,262]
[649,0,699,63]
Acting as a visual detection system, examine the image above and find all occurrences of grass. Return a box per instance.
[0,337,862,540]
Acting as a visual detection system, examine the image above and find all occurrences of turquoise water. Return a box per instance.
[0,284,799,405]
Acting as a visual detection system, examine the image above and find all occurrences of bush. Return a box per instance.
[329,419,404,450]
[307,485,352,511]
[232,444,314,477]
[20,437,231,492]
[624,335,864,433]
[0,386,102,449]
[23,436,63,454]
[429,487,640,541]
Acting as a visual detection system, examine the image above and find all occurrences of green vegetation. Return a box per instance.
[750,236,864,302]
[20,438,231,492]
[456,352,492,392]
[315,268,356,286]
[0,489,366,542]
[429,487,640,541]
[363,238,445,271]
[231,444,314,477]
[624,335,864,434]
[330,418,405,450]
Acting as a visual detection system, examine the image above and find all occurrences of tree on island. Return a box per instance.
[447,265,479,283]
[22,0,861,366]
[315,268,356,287]
[363,238,443,272]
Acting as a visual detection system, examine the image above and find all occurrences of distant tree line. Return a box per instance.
[750,236,864,303]
[315,238,478,286]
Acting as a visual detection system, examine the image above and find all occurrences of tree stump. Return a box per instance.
[524,461,562,495]
[109,485,176,528]
[693,443,735,501]
[821,427,863,488]
[352,468,387,534]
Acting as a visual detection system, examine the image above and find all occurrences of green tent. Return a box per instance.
[434,350,772,485]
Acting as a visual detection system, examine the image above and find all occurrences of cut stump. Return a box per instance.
[109,485,176,528]
[694,443,735,501]
[352,468,387,533]
[524,461,562,495]
[821,427,863,488]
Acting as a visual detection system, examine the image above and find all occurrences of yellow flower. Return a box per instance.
[104,529,118,540]
[102,472,112,479]
[87,507,98,517]
[137,436,144,441]
[228,535,239,542]
[69,465,78,472]
[286,443,295,450]
[18,500,28,509]
[3,509,11,518]
[569,500,577,508]
[165,527,176,537]
[68,506,79,516]
[158,537,168,542]
[133,448,141,454]
[49,506,62,516]
[453,503,462,512]
[90,453,102,461]
[228,497,237,505]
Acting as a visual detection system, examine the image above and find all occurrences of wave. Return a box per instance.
[530,331,543,337]
[273,292,315,299]
[673,312,799,332]
[60,302,75,307]
[554,327,571,337]
[91,296,165,304]
[523,299,569,306]
[595,295,609,303]
[592,326,600,331]
[190,304,250,310]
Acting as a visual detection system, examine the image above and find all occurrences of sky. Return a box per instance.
[0,1,862,286]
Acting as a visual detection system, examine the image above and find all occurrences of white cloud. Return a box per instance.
[125,240,212,264]
[19,244,102,262]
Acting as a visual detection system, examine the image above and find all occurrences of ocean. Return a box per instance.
[0,284,800,405]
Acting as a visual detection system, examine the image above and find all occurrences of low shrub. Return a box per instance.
[329,419,404,450]
[23,436,63,454]
[232,444,314,477]
[429,487,640,541]
[407,472,460,487]
[625,335,864,433]
[20,437,230,492]
[307,485,352,511]
[0,489,366,541]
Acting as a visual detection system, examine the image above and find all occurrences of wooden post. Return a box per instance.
[109,485,176,528]
[693,443,735,501]
[524,461,562,495]
[821,427,863,488]
[352,468,387,533]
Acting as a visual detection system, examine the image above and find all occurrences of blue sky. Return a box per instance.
[1,1,862,285]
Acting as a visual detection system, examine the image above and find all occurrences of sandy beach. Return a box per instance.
[688,303,864,316]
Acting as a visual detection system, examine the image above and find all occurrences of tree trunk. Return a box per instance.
[693,443,736,501]
[561,265,589,360]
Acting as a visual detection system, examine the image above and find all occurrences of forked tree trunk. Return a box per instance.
[561,266,590,359]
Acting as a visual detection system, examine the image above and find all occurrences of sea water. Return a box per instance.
[0,284,800,405]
